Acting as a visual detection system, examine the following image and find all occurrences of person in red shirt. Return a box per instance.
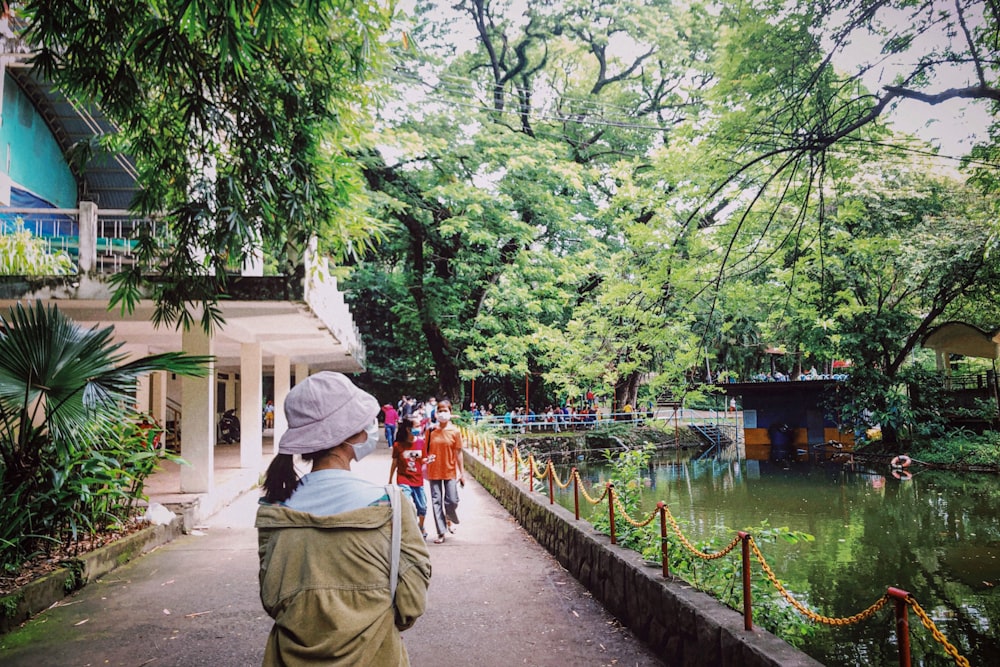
[424,400,465,544]
[382,403,399,448]
[389,417,428,538]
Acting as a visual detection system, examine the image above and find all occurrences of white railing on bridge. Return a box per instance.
[473,407,741,434]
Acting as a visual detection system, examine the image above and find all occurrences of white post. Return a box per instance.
[120,343,150,412]
[273,355,291,456]
[180,327,215,493]
[295,363,309,387]
[78,201,98,274]
[240,342,263,468]
[151,371,168,426]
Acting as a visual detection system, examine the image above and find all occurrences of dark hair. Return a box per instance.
[399,417,418,443]
[262,448,334,504]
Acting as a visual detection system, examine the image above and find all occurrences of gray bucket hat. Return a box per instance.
[277,372,379,455]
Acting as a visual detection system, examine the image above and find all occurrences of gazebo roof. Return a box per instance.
[921,321,1000,360]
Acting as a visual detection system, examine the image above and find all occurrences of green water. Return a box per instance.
[552,451,1000,666]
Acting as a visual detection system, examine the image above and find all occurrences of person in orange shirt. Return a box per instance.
[424,400,465,544]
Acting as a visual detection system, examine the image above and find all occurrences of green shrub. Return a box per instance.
[0,301,208,573]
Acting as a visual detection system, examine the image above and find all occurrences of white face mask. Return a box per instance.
[436,410,451,423]
[353,423,379,460]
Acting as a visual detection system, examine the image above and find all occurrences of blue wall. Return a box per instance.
[1,72,77,208]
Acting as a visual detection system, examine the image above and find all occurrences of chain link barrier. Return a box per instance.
[660,502,742,560]
[472,445,973,666]
[612,493,660,528]
[571,469,609,504]
[747,536,889,626]
[530,455,549,479]
[907,595,972,667]
[548,461,573,489]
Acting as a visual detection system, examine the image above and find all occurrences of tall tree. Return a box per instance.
[348,0,718,403]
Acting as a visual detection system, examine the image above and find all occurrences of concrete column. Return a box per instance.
[223,372,237,413]
[180,327,215,493]
[273,355,291,456]
[78,201,98,274]
[134,374,151,414]
[119,343,150,412]
[150,371,168,426]
[240,342,263,468]
[294,363,309,387]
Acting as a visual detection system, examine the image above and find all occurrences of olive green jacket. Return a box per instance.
[255,499,431,666]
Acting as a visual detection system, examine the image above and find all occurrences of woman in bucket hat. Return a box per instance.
[255,372,431,666]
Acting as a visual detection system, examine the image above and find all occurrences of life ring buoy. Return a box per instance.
[892,469,912,481]
[890,455,912,469]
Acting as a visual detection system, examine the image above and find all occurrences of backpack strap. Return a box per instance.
[384,484,402,601]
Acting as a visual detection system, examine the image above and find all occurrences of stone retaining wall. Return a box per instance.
[466,453,823,666]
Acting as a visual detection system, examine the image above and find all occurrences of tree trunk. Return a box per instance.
[614,371,641,413]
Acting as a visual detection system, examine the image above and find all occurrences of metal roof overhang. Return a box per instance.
[6,61,140,211]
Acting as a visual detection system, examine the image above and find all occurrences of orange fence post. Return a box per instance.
[738,531,752,631]
[529,456,535,491]
[608,483,616,545]
[548,462,554,504]
[491,439,496,466]
[572,467,580,520]
[658,502,669,579]
[502,443,507,473]
[888,587,912,667]
[514,448,519,482]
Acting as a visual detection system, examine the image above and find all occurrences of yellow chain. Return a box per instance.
[573,469,610,505]
[550,463,573,489]
[660,503,741,560]
[515,447,527,467]
[747,537,889,625]
[612,493,660,528]
[906,595,971,667]
[536,457,549,479]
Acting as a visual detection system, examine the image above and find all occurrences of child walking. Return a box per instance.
[389,417,429,538]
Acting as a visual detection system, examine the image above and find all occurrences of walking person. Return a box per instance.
[383,402,399,448]
[425,399,465,544]
[389,417,429,539]
[255,372,431,666]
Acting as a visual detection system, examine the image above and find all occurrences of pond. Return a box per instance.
[551,448,1000,666]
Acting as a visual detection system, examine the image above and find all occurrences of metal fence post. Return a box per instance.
[888,587,912,667]
[738,531,752,630]
[608,483,616,545]
[658,501,669,579]
[547,462,554,504]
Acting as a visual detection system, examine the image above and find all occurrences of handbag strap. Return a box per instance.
[384,484,402,601]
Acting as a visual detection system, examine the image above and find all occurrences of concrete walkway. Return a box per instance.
[0,445,664,666]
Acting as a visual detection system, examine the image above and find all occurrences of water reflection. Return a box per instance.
[554,450,1000,666]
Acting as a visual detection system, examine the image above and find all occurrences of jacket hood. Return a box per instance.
[255,501,392,531]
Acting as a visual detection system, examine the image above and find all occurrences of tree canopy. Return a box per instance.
[345,0,998,427]
[15,1,998,431]
[19,0,393,330]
